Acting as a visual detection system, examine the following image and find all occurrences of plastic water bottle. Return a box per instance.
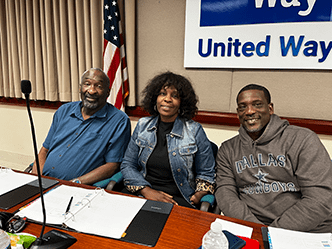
[202,221,229,249]
[0,229,10,249]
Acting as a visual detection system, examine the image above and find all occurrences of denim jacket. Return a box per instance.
[120,115,215,205]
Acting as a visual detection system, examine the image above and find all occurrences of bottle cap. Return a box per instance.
[210,221,222,233]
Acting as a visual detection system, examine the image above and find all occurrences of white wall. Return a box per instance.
[136,1,332,121]
[1,105,332,171]
[0,105,55,170]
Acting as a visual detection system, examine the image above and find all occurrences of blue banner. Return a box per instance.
[200,0,332,27]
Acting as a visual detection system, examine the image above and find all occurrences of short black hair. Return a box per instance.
[141,71,198,120]
[237,84,271,104]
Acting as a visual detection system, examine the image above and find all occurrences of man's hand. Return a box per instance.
[78,162,120,185]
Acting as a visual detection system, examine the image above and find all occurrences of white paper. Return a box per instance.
[17,185,146,239]
[268,227,332,249]
[0,168,37,196]
[215,218,253,238]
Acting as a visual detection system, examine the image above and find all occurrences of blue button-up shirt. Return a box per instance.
[120,116,215,205]
[43,101,131,180]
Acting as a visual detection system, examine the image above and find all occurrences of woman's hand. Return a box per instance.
[140,186,178,205]
[190,191,209,205]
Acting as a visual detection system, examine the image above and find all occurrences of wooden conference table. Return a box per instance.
[3,174,265,249]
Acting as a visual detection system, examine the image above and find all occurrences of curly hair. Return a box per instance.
[141,71,198,120]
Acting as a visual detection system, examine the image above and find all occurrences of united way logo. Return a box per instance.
[200,0,332,26]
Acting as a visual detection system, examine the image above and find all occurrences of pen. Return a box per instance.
[65,196,73,214]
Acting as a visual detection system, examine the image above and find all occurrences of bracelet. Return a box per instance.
[71,178,81,184]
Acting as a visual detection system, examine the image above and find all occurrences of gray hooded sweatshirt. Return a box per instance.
[215,114,332,233]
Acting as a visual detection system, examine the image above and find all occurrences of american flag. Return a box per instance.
[103,0,129,111]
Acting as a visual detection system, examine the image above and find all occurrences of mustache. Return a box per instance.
[245,114,259,119]
[84,93,98,99]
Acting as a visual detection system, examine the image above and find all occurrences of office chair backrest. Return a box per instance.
[210,141,218,159]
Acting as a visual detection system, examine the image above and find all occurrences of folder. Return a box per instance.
[0,178,58,210]
[261,227,270,249]
[262,226,332,249]
[121,200,173,247]
[16,185,172,246]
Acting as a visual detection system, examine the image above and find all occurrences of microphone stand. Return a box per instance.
[23,92,47,245]
[22,80,76,249]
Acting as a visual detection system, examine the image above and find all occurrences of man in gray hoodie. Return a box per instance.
[215,84,332,233]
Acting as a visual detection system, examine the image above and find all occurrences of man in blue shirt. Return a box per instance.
[32,68,131,185]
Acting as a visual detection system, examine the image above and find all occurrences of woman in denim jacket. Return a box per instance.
[120,72,215,208]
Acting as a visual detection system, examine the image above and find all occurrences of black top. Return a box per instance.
[145,120,193,208]
[145,120,181,196]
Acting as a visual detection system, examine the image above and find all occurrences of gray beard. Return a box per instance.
[82,98,99,110]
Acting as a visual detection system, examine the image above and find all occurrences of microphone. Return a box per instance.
[21,80,32,95]
[21,80,76,248]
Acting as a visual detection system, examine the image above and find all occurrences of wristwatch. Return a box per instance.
[71,178,81,184]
